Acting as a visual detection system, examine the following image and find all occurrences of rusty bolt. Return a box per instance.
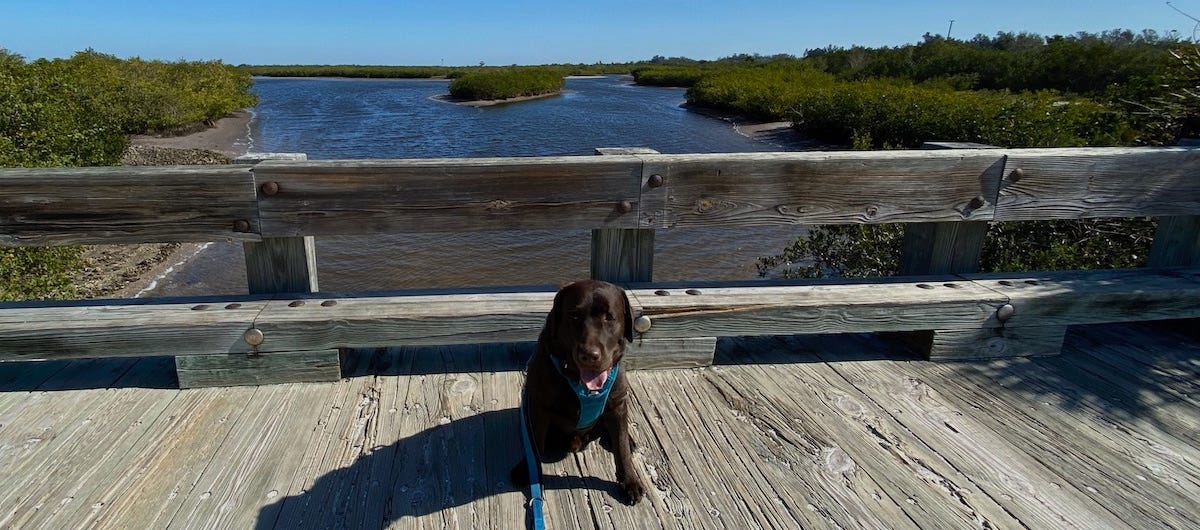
[997,304,1016,322]
[968,196,985,210]
[244,327,265,346]
[865,206,879,218]
[1010,168,1025,182]
[261,181,280,196]
[617,200,633,214]
[633,315,652,333]
[648,174,664,188]
[233,220,251,233]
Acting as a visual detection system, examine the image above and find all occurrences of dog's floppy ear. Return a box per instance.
[539,287,565,345]
[620,288,634,343]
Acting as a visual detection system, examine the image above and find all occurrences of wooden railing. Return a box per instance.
[2,147,1199,387]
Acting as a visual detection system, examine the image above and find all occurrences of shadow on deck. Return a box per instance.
[0,321,1197,528]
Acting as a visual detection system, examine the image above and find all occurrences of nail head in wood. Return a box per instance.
[233,220,251,233]
[997,304,1016,322]
[1010,168,1024,182]
[617,200,633,214]
[243,327,265,346]
[633,315,652,333]
[648,174,664,188]
[261,181,280,196]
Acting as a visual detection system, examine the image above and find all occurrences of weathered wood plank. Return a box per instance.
[909,360,1200,528]
[638,151,1005,228]
[1149,215,1200,267]
[998,147,1200,220]
[174,350,342,388]
[0,166,259,246]
[2,387,175,529]
[703,358,1024,528]
[168,383,335,529]
[961,268,1200,327]
[902,325,1069,360]
[823,352,1134,529]
[898,221,989,275]
[0,299,263,360]
[631,279,1006,339]
[243,236,319,294]
[591,228,655,283]
[252,291,556,352]
[80,387,258,529]
[252,156,644,236]
[624,337,716,369]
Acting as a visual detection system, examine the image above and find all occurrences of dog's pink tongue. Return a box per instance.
[579,368,608,391]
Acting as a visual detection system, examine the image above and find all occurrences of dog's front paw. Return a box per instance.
[619,478,646,505]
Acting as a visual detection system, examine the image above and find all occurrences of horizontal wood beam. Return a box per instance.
[0,165,260,246]
[998,147,1200,220]
[252,156,645,236]
[3,269,1199,364]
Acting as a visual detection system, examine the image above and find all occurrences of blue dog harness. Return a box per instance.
[548,355,621,429]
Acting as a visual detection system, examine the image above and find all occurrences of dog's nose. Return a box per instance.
[581,346,602,363]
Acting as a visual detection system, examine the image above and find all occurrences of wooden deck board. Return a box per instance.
[0,322,1197,528]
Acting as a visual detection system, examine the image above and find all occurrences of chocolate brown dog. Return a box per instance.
[514,279,645,504]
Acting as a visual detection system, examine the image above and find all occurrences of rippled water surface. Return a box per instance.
[145,76,805,296]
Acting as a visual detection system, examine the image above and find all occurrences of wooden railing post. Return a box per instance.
[591,147,657,283]
[591,147,716,368]
[175,153,340,388]
[1149,216,1200,267]
[899,142,1067,359]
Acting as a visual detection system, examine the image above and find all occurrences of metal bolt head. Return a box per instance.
[997,304,1016,322]
[617,200,633,214]
[261,181,280,196]
[244,327,265,346]
[968,196,985,210]
[648,174,664,188]
[1010,168,1025,182]
[233,220,251,233]
[633,315,652,333]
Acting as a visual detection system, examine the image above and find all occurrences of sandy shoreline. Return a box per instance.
[78,110,254,300]
[431,90,563,107]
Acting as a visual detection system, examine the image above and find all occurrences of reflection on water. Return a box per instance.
[141,76,805,297]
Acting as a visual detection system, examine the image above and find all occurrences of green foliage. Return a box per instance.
[0,247,82,301]
[447,67,565,101]
[756,219,1155,279]
[631,66,708,87]
[1,49,256,301]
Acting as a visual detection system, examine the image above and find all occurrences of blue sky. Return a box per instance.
[2,1,1196,65]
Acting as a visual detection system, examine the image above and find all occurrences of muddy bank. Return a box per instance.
[77,111,250,300]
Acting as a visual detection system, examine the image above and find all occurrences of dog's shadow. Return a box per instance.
[255,346,624,529]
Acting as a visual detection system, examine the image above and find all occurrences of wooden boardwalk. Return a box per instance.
[1,322,1198,529]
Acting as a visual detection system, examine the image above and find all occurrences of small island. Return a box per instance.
[439,67,565,106]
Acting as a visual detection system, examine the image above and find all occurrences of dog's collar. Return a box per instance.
[548,354,620,430]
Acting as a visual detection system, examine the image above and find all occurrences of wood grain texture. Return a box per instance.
[898,221,989,275]
[0,165,259,246]
[0,299,263,360]
[961,268,1200,327]
[174,350,342,388]
[637,150,1005,228]
[624,337,715,369]
[1149,215,1200,267]
[251,156,643,236]
[243,236,319,294]
[912,326,1069,360]
[998,147,1200,220]
[251,291,557,352]
[630,279,1006,338]
[590,228,655,283]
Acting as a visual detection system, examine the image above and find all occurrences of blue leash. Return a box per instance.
[519,394,546,530]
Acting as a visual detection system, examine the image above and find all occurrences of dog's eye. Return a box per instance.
[568,312,583,322]
[604,313,616,322]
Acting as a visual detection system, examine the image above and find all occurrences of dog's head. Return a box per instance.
[540,279,634,391]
